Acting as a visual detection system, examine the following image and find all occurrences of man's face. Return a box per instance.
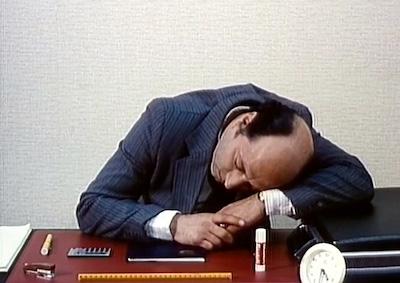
[211,112,313,192]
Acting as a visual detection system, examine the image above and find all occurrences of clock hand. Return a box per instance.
[319,268,329,283]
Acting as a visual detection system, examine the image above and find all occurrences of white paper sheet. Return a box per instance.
[0,224,32,272]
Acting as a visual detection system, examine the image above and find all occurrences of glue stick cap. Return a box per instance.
[256,228,266,243]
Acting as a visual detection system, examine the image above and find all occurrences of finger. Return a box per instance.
[205,231,223,248]
[200,240,213,250]
[225,224,241,235]
[209,224,235,244]
[212,213,245,227]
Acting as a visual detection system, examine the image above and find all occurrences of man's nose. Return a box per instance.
[224,170,245,190]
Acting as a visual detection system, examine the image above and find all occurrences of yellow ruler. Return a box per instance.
[78,272,232,281]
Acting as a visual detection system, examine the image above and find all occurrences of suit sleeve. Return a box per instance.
[76,99,165,241]
[283,128,374,218]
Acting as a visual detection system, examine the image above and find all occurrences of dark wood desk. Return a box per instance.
[6,229,299,283]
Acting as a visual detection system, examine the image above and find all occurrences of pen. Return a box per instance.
[78,272,232,281]
[40,234,53,256]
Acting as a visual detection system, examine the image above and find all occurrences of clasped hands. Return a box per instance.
[171,193,265,250]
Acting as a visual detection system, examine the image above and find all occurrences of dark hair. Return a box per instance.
[244,101,296,138]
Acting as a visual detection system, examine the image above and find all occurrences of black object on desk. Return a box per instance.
[127,241,206,262]
[288,187,400,283]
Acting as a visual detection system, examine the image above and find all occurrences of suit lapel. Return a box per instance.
[171,84,266,213]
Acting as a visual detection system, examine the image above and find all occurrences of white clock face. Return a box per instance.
[300,243,346,283]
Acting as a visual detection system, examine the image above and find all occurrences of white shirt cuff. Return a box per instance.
[144,210,181,241]
[263,189,296,216]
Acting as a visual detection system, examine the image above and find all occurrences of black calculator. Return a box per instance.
[67,247,111,257]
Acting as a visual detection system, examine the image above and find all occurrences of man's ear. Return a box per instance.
[240,112,257,129]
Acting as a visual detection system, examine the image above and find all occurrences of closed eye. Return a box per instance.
[234,158,240,171]
[235,155,244,173]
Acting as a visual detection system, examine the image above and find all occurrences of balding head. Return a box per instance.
[211,102,314,192]
[248,115,314,188]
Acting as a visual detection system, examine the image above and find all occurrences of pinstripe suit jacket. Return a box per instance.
[76,84,373,241]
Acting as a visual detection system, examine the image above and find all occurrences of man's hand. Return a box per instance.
[171,213,245,250]
[218,193,265,234]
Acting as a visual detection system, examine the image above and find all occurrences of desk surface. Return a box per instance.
[6,229,299,283]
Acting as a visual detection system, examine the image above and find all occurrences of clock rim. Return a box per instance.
[299,242,346,283]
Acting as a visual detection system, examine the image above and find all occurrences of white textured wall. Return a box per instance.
[1,1,399,228]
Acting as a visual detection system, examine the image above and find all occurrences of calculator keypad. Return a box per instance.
[67,247,111,257]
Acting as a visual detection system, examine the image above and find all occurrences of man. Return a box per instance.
[76,84,373,250]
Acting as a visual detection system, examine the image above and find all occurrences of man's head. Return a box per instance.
[211,101,314,192]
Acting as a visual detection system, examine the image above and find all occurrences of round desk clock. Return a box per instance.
[300,243,346,283]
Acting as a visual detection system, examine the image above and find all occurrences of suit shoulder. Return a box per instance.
[146,88,221,115]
